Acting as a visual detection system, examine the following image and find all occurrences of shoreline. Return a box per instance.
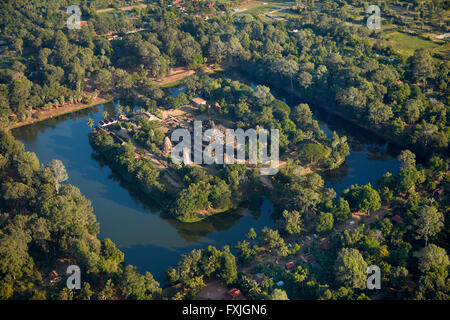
[7,65,221,130]
[223,67,431,158]
[8,96,116,130]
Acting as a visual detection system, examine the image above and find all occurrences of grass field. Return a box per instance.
[234,0,293,16]
[383,31,449,59]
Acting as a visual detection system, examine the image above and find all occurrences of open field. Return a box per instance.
[233,0,294,16]
[383,31,449,58]
[95,3,147,13]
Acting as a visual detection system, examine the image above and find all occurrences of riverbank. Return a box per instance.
[8,95,116,129]
[223,66,432,160]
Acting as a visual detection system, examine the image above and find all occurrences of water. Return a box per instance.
[221,72,402,193]
[12,103,275,282]
[12,78,401,281]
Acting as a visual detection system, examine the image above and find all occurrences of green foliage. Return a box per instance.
[334,248,368,289]
[343,183,381,214]
[315,212,334,234]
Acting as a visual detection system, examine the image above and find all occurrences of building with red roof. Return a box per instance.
[285,261,295,270]
[225,288,246,300]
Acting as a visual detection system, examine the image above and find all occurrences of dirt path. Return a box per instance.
[150,65,218,86]
[96,3,147,13]
[198,280,228,300]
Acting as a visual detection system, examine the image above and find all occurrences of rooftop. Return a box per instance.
[192,97,206,105]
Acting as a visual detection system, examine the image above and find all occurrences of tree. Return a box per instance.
[368,101,393,125]
[259,227,287,255]
[298,71,313,88]
[270,289,289,300]
[97,69,112,91]
[97,279,115,300]
[398,150,416,171]
[409,49,435,84]
[334,248,368,289]
[116,69,135,90]
[220,252,237,284]
[334,198,351,222]
[15,151,39,185]
[79,283,93,300]
[247,228,257,240]
[280,210,303,235]
[13,38,23,55]
[235,241,258,265]
[44,159,68,193]
[87,118,94,128]
[298,143,330,165]
[253,85,274,105]
[174,181,211,220]
[336,87,366,111]
[343,183,381,214]
[121,265,161,300]
[413,206,444,245]
[403,99,423,124]
[315,212,334,233]
[271,57,299,89]
[415,244,449,273]
[390,266,408,287]
[0,222,31,280]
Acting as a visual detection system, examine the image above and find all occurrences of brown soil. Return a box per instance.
[150,65,218,86]
[9,94,114,129]
[197,280,228,300]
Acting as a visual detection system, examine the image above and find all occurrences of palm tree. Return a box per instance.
[103,110,109,119]
[87,118,94,128]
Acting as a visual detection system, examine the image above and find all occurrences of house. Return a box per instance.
[285,261,295,270]
[225,288,245,300]
[300,253,314,264]
[79,21,88,27]
[319,238,333,251]
[99,118,118,128]
[141,111,160,122]
[192,97,207,106]
[252,273,265,284]
[49,270,61,283]
[396,80,403,85]
[391,215,403,223]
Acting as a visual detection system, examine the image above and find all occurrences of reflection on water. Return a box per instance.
[12,75,402,280]
[221,71,401,193]
[12,102,275,281]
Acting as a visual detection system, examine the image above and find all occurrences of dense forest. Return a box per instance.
[0,0,449,300]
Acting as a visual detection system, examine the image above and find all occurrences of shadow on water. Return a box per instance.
[12,103,276,281]
[220,70,402,193]
[11,70,402,279]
